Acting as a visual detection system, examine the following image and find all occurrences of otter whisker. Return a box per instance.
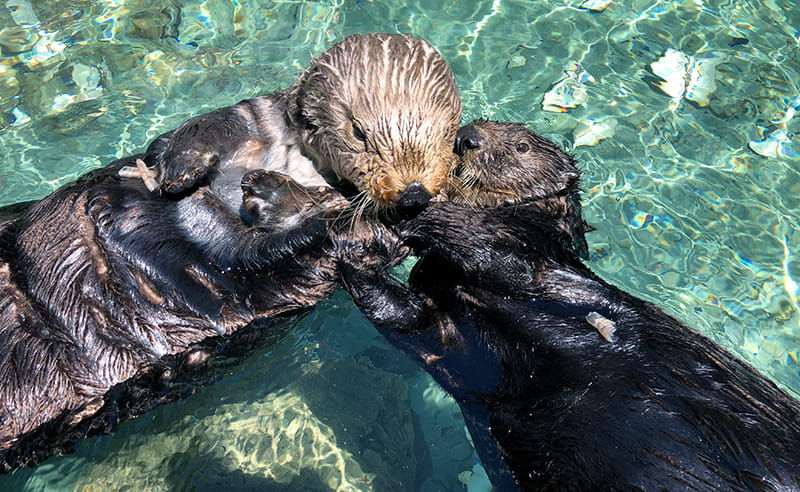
[351,193,373,233]
[286,182,332,211]
[325,189,367,224]
[332,190,371,235]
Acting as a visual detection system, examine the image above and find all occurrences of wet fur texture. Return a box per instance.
[341,120,800,491]
[153,33,461,209]
[0,157,365,471]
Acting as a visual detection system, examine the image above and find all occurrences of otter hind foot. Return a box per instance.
[586,311,617,342]
[241,169,343,233]
[118,158,158,192]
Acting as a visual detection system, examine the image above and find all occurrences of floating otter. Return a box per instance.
[0,32,457,471]
[134,32,461,216]
[339,120,800,490]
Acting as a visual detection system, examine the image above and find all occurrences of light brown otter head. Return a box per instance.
[286,33,462,213]
[450,119,591,256]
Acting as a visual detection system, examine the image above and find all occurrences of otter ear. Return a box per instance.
[285,82,310,130]
[285,63,324,130]
[562,168,581,186]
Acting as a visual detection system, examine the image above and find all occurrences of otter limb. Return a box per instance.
[340,120,800,490]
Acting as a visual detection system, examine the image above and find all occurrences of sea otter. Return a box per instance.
[129,32,461,217]
[0,32,457,471]
[338,120,800,490]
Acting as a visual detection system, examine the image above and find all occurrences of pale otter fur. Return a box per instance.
[287,33,462,204]
[149,33,462,212]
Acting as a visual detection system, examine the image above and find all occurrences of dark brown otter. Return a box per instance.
[340,120,800,490]
[141,32,462,215]
[0,155,389,471]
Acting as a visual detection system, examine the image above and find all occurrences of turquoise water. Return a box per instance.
[1,0,799,490]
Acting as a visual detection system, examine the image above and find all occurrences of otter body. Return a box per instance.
[0,157,347,471]
[0,32,458,470]
[341,121,800,490]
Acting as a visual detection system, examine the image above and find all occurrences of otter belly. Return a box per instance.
[203,97,329,219]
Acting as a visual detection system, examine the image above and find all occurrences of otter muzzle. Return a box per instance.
[396,182,432,215]
[455,125,481,156]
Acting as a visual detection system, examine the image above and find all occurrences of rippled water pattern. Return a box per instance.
[1,0,799,490]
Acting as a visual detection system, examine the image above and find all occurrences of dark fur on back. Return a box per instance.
[0,157,360,471]
[340,121,800,491]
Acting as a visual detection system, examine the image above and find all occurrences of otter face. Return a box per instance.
[287,33,462,212]
[450,120,581,207]
[450,120,591,257]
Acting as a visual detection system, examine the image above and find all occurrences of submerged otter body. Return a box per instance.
[341,120,800,490]
[0,32,457,471]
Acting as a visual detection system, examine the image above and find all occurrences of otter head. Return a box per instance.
[286,33,462,215]
[450,120,581,207]
[451,119,591,257]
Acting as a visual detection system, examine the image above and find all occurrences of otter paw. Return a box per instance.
[334,240,372,269]
[157,149,220,194]
[241,170,313,232]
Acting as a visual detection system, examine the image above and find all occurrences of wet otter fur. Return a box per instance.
[340,120,800,490]
[0,32,456,471]
[0,155,394,471]
[143,32,462,213]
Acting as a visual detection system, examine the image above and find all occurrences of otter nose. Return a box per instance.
[396,182,432,214]
[454,125,481,156]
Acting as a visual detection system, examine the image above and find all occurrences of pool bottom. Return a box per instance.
[5,290,481,492]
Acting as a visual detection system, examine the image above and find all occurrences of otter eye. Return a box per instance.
[352,124,366,142]
[516,142,530,153]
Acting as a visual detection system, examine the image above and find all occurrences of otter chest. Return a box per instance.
[209,95,328,215]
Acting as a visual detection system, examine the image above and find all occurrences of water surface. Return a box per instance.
[1,0,798,490]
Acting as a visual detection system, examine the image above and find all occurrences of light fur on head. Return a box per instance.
[286,32,462,207]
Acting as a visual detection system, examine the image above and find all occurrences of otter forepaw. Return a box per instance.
[333,232,403,273]
[157,150,220,194]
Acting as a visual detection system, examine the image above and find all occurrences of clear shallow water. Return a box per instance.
[0,0,799,490]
